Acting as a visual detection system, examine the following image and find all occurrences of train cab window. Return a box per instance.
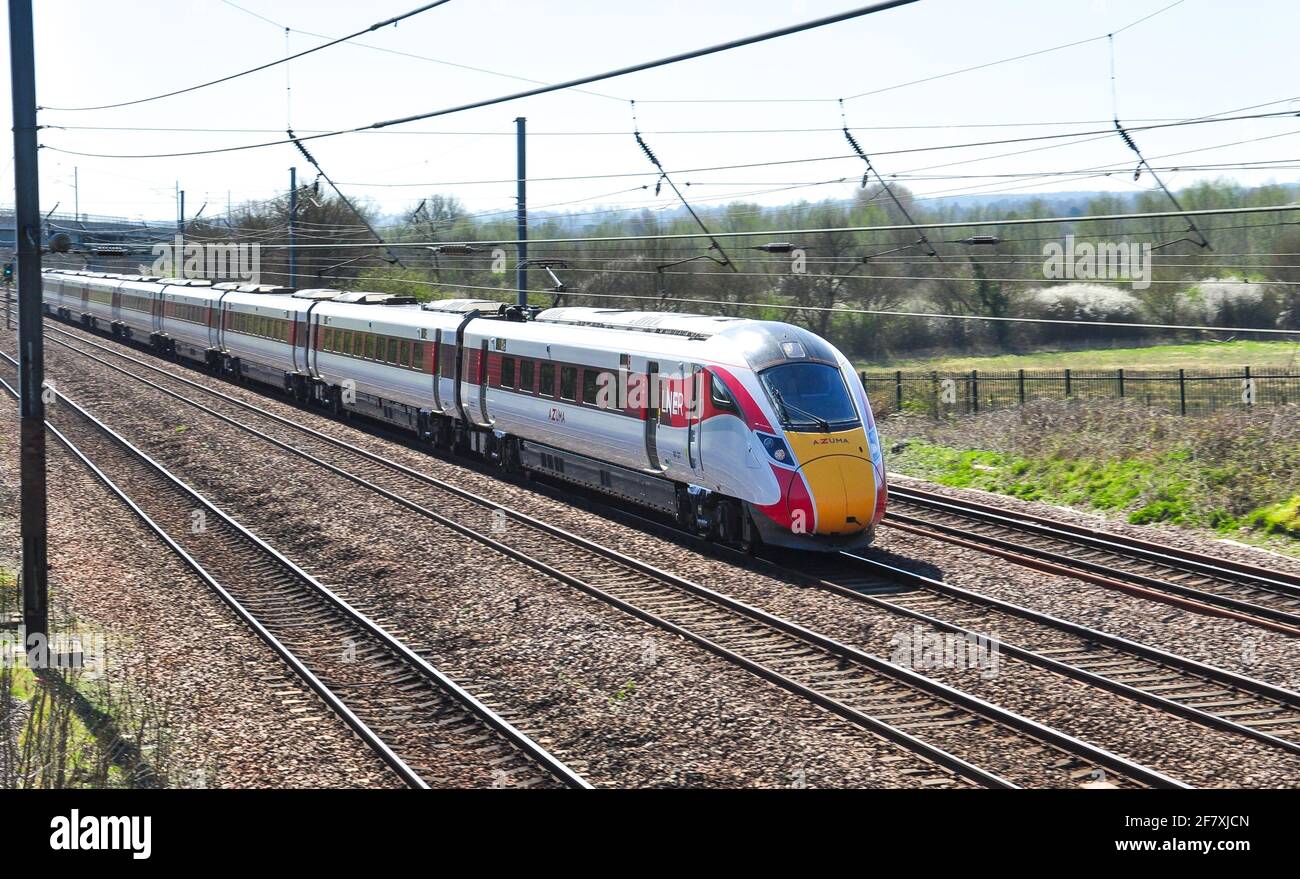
[519,359,535,392]
[500,356,516,388]
[710,373,739,413]
[538,362,556,397]
[387,338,399,364]
[581,369,600,406]
[560,366,577,401]
[759,362,859,431]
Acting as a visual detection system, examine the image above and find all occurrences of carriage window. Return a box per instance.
[500,356,516,388]
[538,362,555,397]
[581,369,600,405]
[560,366,577,401]
[411,341,422,369]
[364,334,376,359]
[322,327,332,351]
[399,340,410,367]
[519,359,535,392]
[387,338,399,364]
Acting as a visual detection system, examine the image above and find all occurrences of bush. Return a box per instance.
[1019,284,1146,345]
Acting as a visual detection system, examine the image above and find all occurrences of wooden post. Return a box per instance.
[970,369,979,414]
[1064,367,1072,398]
[1178,368,1187,415]
[1117,367,1125,399]
[1017,368,1026,406]
[895,369,903,412]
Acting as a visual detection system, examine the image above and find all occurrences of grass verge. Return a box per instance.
[883,399,1300,558]
[866,339,1300,372]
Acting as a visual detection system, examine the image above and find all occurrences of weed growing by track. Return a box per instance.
[0,572,208,788]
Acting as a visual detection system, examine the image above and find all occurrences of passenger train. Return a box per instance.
[40,269,886,552]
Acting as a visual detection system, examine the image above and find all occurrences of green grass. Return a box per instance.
[891,439,1290,545]
[1246,496,1300,538]
[865,339,1300,372]
[884,399,1300,558]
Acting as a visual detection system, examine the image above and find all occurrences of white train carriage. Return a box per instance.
[207,283,303,385]
[40,269,886,552]
[41,269,118,330]
[156,278,220,363]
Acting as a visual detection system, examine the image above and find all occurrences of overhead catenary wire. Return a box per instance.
[268,267,1300,337]
[166,203,1300,250]
[45,104,1300,166]
[39,1,456,112]
[631,101,736,274]
[633,0,1186,103]
[36,0,923,157]
[217,0,628,103]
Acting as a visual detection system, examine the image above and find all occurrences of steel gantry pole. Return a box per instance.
[515,116,527,307]
[8,0,48,658]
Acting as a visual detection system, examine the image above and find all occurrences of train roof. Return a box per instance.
[534,307,752,340]
[532,307,841,371]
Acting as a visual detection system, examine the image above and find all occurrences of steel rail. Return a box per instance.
[33,324,1192,789]
[0,350,589,790]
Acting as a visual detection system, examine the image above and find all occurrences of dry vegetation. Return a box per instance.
[883,398,1300,553]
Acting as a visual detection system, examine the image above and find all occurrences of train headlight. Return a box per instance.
[758,434,791,464]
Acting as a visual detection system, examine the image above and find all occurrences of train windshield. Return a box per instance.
[759,362,859,432]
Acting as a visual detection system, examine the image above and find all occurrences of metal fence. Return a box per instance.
[862,366,1300,417]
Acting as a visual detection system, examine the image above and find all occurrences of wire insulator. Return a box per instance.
[635,131,662,170]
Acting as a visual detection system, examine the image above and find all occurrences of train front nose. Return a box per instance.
[781,429,878,536]
[794,454,876,535]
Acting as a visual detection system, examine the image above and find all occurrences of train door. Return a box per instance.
[432,329,444,412]
[686,364,704,473]
[476,338,493,426]
[651,362,707,480]
[644,359,665,472]
[208,290,229,350]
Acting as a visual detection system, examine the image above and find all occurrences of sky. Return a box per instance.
[3,0,1298,226]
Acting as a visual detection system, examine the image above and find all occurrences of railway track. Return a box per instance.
[796,552,1300,755]
[530,476,1300,763]
[884,484,1300,636]
[31,323,1192,789]
[0,350,589,790]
